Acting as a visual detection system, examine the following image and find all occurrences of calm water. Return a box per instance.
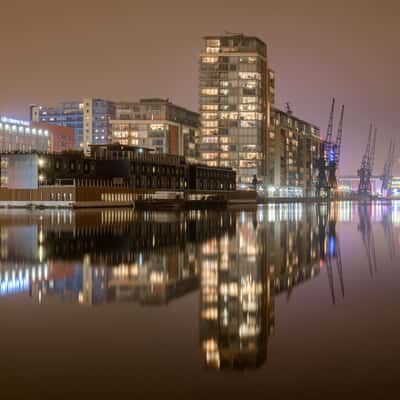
[0,203,399,399]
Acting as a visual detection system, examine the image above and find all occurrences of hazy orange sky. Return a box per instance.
[0,0,399,174]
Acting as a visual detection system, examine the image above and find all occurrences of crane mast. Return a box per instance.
[369,128,377,175]
[325,98,336,146]
[327,105,344,190]
[358,124,373,195]
[316,98,336,198]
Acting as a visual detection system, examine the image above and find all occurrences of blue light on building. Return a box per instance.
[329,148,336,163]
[30,99,115,149]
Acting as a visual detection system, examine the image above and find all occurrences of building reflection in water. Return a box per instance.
[201,204,323,370]
[0,209,235,305]
[0,203,397,370]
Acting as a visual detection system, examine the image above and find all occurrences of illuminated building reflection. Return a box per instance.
[0,203,397,371]
[201,204,325,370]
[0,209,235,305]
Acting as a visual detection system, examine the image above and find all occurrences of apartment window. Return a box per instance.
[202,104,218,111]
[201,88,218,96]
[242,97,257,104]
[238,72,261,80]
[206,39,220,47]
[202,120,218,128]
[202,113,218,120]
[202,57,218,63]
[202,136,218,143]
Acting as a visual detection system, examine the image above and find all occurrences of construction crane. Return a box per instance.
[316,98,345,199]
[325,98,336,147]
[369,128,377,174]
[327,105,345,190]
[316,98,335,198]
[358,124,376,195]
[381,140,396,196]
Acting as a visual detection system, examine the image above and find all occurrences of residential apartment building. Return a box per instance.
[30,98,116,151]
[110,98,200,163]
[199,34,275,184]
[267,107,321,196]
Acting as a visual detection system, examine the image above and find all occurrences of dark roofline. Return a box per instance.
[271,106,320,130]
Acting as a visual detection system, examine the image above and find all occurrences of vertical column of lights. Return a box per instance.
[200,39,220,169]
[201,237,220,368]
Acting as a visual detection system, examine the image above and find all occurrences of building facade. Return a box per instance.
[0,116,50,186]
[0,116,50,153]
[266,107,321,197]
[199,34,275,184]
[0,144,236,206]
[110,98,200,163]
[31,122,75,152]
[30,98,116,151]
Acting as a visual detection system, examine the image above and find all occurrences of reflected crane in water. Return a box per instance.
[357,203,378,276]
[381,204,396,260]
[316,203,345,304]
[381,140,396,197]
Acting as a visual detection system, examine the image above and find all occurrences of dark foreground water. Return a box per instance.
[0,202,399,399]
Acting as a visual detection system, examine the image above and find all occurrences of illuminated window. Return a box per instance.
[201,88,218,96]
[202,57,218,63]
[220,112,238,120]
[238,72,261,80]
[202,136,218,143]
[242,97,257,104]
[150,124,165,131]
[202,112,218,120]
[202,104,218,111]
[239,104,257,111]
[202,120,218,128]
[202,128,218,136]
[206,47,219,53]
[206,39,220,47]
[202,153,218,160]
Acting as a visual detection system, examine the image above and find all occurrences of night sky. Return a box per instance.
[1,0,399,175]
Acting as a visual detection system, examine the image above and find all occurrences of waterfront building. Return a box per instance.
[0,116,50,153]
[266,107,321,197]
[0,144,236,206]
[199,34,322,193]
[0,116,50,187]
[199,34,275,184]
[110,98,200,163]
[30,98,116,151]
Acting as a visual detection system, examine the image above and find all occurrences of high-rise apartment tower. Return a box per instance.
[199,34,275,184]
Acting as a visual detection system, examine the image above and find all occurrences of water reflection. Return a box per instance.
[201,204,322,370]
[1,202,400,373]
[0,209,235,305]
